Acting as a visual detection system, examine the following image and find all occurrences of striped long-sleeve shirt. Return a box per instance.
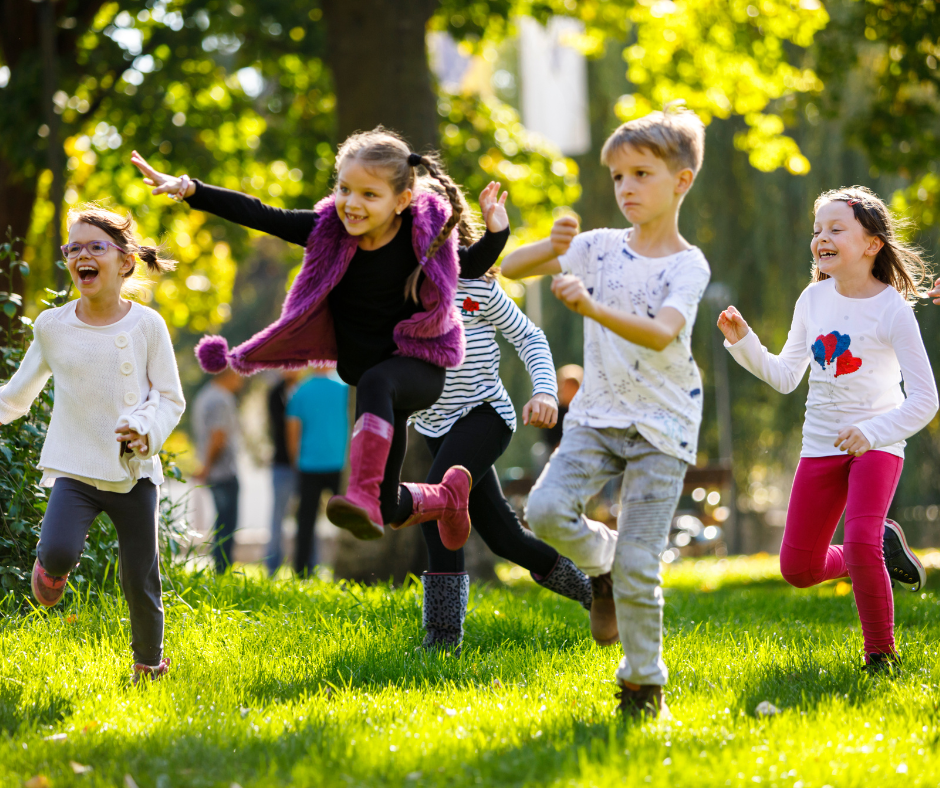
[411,277,557,438]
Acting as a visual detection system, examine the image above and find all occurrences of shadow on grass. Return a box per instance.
[0,681,73,735]
[10,709,644,788]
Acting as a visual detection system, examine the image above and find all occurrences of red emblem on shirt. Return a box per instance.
[462,297,480,313]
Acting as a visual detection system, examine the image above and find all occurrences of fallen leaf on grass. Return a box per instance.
[82,721,99,734]
[492,678,503,689]
[64,615,78,624]
[755,701,781,717]
[69,762,92,775]
[24,776,50,788]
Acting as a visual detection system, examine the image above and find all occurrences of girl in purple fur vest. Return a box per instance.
[131,128,509,548]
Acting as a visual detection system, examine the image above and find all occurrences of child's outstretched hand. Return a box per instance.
[522,393,558,429]
[551,215,579,257]
[479,181,509,233]
[834,426,871,457]
[130,151,195,200]
[717,305,750,345]
[927,276,940,305]
[115,426,149,455]
[551,274,596,317]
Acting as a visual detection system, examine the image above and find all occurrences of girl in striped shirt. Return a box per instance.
[392,232,593,650]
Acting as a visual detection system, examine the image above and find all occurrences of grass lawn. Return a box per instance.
[2,554,939,788]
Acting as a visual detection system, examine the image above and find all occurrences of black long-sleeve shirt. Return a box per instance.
[187,182,508,384]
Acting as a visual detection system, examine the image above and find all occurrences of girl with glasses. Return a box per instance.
[0,205,184,684]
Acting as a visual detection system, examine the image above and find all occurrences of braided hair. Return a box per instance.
[811,186,932,303]
[334,127,472,303]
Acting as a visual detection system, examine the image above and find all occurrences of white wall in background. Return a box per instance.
[518,16,591,156]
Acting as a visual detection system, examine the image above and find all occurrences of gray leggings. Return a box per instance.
[38,477,164,665]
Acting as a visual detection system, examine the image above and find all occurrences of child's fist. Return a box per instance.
[479,181,509,233]
[550,215,579,257]
[928,276,940,305]
[551,274,596,317]
[522,393,558,429]
[717,305,750,345]
[834,426,871,457]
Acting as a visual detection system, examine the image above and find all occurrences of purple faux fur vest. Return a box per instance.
[195,191,465,376]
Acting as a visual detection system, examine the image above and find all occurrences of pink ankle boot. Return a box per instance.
[391,466,472,550]
[326,414,393,540]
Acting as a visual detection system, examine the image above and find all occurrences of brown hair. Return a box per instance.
[334,126,475,301]
[600,103,705,176]
[67,204,176,297]
[811,186,932,302]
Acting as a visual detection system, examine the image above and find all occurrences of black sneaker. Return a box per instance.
[883,519,926,592]
[865,651,901,676]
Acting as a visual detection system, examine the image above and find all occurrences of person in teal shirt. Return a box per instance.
[285,370,350,575]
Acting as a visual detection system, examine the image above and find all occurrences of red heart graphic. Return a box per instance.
[835,349,862,377]
[818,333,837,362]
[462,297,480,312]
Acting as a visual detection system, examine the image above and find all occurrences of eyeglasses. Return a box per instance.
[60,240,126,258]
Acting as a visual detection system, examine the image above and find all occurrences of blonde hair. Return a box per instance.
[600,104,705,176]
[334,127,476,301]
[812,186,932,303]
[67,205,176,297]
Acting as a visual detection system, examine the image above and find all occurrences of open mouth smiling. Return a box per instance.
[77,265,99,283]
[818,250,837,260]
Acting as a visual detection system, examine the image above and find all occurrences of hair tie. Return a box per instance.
[407,153,423,167]
[847,199,861,206]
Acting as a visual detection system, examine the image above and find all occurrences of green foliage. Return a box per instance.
[433,0,829,174]
[1,556,939,784]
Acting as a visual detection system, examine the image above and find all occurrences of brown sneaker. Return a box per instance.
[616,683,667,719]
[589,573,619,646]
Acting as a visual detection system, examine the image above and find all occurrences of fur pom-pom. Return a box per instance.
[195,335,230,374]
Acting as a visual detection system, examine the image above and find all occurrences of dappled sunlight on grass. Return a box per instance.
[1,557,939,787]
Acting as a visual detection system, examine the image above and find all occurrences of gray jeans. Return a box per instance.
[526,424,686,686]
[37,477,164,666]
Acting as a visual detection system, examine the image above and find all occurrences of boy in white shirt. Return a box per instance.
[501,106,710,719]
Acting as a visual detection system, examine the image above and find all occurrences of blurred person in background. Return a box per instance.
[286,369,350,576]
[192,367,244,573]
[265,369,303,575]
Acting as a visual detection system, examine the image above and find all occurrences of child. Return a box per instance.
[718,185,937,673]
[396,249,593,651]
[0,206,185,683]
[500,107,711,719]
[130,128,509,551]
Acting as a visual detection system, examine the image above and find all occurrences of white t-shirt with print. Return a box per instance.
[725,279,938,458]
[558,228,711,464]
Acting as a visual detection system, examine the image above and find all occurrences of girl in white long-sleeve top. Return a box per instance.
[0,205,184,683]
[718,186,937,673]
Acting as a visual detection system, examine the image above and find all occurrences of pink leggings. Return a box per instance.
[780,451,903,655]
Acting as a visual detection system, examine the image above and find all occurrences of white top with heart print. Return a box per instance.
[725,278,938,458]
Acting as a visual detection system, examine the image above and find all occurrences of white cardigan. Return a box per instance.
[0,301,185,489]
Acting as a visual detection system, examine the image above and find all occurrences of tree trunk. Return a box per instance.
[320,0,444,584]
[321,0,440,151]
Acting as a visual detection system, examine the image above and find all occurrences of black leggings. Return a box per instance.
[38,478,163,665]
[410,403,559,575]
[354,356,446,524]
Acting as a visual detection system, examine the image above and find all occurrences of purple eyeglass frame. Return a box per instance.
[60,240,126,258]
